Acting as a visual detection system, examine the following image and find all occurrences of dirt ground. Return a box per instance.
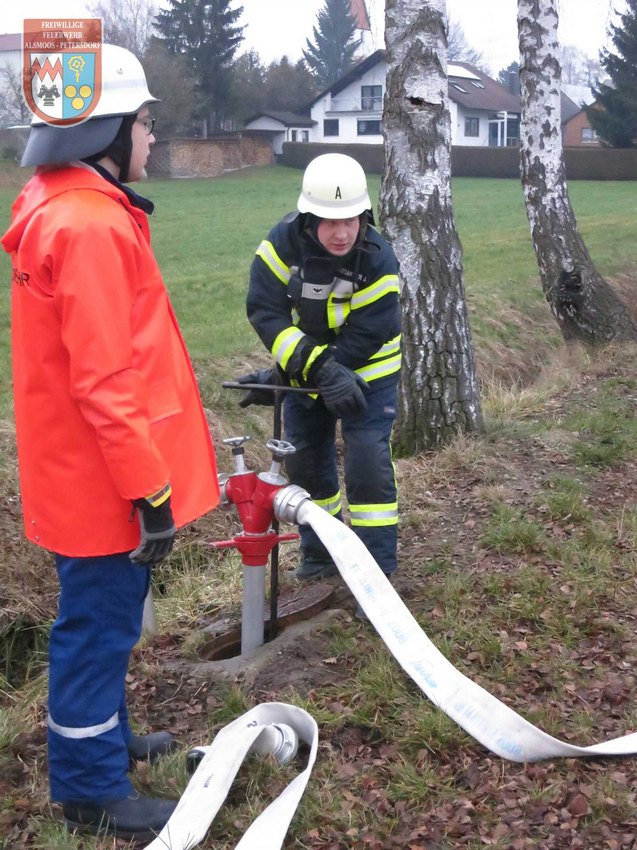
[3,352,637,849]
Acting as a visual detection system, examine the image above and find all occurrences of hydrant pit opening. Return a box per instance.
[197,583,336,661]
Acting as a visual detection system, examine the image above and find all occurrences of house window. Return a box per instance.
[291,129,309,142]
[451,82,469,93]
[361,84,382,111]
[581,127,599,143]
[470,80,485,89]
[465,116,479,137]
[324,119,339,137]
[291,130,297,141]
[357,119,382,136]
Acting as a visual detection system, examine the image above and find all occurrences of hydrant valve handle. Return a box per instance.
[266,438,296,460]
[223,435,251,455]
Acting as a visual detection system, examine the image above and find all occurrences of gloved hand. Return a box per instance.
[129,496,176,564]
[312,358,368,417]
[237,367,282,408]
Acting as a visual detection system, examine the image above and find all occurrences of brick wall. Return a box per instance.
[563,111,601,148]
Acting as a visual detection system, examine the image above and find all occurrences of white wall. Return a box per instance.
[310,62,387,145]
[453,104,491,147]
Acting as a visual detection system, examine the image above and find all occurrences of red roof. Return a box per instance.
[350,0,371,31]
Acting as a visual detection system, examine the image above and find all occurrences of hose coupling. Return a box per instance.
[272,485,312,525]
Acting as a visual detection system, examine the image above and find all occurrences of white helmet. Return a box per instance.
[297,153,371,219]
[30,44,158,126]
[22,44,158,167]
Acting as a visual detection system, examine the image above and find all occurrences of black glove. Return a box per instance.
[129,496,176,564]
[237,367,282,408]
[312,358,368,417]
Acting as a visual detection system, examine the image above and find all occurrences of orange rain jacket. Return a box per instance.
[2,164,219,556]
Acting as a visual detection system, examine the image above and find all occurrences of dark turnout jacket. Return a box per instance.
[247,213,401,387]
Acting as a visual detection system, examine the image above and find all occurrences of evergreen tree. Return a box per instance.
[497,60,520,88]
[153,0,244,132]
[587,0,637,148]
[303,0,359,88]
[143,41,199,136]
[228,51,266,127]
[263,57,319,113]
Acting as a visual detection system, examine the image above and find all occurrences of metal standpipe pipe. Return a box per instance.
[212,437,305,656]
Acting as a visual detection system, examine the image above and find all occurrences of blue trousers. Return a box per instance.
[48,552,150,803]
[284,378,398,575]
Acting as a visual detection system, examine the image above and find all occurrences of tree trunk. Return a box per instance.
[518,0,637,344]
[380,0,483,454]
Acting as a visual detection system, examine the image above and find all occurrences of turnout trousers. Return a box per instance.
[48,552,150,803]
[284,378,398,575]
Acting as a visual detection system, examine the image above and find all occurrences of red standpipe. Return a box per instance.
[210,471,298,565]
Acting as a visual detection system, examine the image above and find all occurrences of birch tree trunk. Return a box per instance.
[518,0,637,344]
[380,0,483,454]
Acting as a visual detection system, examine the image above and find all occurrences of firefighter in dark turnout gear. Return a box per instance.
[243,153,401,581]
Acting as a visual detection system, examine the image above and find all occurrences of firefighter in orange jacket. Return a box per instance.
[1,45,219,842]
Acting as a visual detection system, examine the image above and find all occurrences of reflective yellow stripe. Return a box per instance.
[314,492,342,516]
[351,275,400,310]
[327,278,354,328]
[256,240,291,284]
[349,502,398,527]
[145,483,172,507]
[272,327,305,369]
[370,334,401,360]
[355,352,402,382]
[302,345,328,382]
[327,294,351,328]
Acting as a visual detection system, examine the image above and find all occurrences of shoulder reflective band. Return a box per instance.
[295,500,637,763]
[350,274,400,310]
[144,702,318,850]
[256,240,291,284]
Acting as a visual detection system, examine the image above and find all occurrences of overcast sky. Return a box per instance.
[2,0,626,76]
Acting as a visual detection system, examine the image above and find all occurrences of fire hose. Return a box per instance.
[144,487,637,850]
[143,702,317,850]
[143,378,637,849]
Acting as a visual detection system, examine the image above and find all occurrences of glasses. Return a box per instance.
[139,117,155,136]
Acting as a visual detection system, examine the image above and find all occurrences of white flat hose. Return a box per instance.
[296,500,637,762]
[144,702,317,850]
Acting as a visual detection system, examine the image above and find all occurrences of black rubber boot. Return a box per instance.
[128,731,177,764]
[293,558,338,580]
[63,791,177,841]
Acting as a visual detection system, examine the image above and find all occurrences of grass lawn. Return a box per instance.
[2,163,637,410]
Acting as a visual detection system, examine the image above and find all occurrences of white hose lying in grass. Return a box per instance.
[144,491,637,850]
[144,702,317,850]
[296,499,637,762]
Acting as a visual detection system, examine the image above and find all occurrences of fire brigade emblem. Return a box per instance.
[22,19,102,126]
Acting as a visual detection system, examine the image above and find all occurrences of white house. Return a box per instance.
[242,110,317,157]
[245,51,522,152]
